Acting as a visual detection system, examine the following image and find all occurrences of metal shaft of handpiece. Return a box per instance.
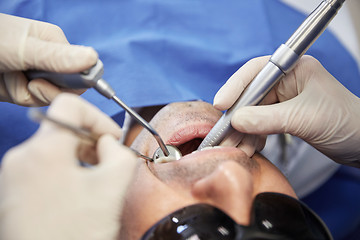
[198,0,345,150]
[111,95,170,156]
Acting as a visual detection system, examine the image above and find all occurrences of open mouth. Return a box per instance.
[149,108,222,163]
[165,124,213,159]
[153,137,208,164]
[151,137,205,164]
[176,137,203,156]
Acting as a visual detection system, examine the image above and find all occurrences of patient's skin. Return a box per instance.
[120,101,296,239]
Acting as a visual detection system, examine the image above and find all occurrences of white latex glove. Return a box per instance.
[0,93,137,240]
[214,55,360,168]
[0,13,98,106]
[217,128,265,158]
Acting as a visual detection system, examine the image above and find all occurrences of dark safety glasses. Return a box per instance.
[141,192,333,240]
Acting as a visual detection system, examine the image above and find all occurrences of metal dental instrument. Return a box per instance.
[153,145,182,162]
[198,0,346,150]
[25,59,171,157]
[28,108,153,162]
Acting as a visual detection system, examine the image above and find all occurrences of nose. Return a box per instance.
[191,161,255,225]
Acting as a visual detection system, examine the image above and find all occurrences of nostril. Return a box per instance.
[177,138,203,156]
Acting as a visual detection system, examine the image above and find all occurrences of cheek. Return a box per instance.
[258,174,297,198]
[120,165,198,239]
[256,162,297,199]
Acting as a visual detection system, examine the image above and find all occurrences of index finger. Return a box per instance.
[213,56,270,111]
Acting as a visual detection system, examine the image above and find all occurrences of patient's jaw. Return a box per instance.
[120,101,296,239]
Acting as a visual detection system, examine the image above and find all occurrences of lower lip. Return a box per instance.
[179,147,245,161]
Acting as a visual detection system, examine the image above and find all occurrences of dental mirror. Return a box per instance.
[153,145,182,163]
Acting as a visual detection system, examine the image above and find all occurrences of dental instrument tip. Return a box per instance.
[111,95,170,156]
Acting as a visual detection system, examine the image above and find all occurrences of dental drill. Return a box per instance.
[198,0,346,150]
[25,60,182,162]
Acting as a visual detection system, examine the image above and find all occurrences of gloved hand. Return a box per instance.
[0,93,137,240]
[214,55,360,168]
[0,13,98,106]
[217,128,265,158]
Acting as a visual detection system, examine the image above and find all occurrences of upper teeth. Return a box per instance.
[201,146,223,151]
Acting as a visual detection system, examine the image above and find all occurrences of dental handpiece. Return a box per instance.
[25,59,171,157]
[198,0,345,150]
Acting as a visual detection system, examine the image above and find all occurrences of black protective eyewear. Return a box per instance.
[141,192,332,240]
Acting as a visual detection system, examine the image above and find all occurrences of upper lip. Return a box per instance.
[167,123,214,145]
[154,117,219,157]
[166,123,214,157]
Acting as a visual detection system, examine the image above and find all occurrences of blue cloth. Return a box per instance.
[1,1,360,239]
[302,166,360,240]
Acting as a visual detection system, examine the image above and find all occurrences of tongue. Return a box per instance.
[177,138,203,156]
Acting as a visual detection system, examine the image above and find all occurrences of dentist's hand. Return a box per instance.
[214,55,360,168]
[0,93,137,240]
[0,14,98,106]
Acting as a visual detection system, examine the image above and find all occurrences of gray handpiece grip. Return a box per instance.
[198,60,286,149]
[25,59,104,89]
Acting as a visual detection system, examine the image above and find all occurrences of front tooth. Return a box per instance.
[190,146,225,155]
[200,146,224,151]
[155,156,178,164]
[200,146,214,151]
[191,150,199,154]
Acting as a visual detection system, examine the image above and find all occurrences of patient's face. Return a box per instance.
[120,101,296,239]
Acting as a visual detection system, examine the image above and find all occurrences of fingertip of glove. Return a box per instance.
[213,92,228,111]
[236,143,255,158]
[69,45,98,68]
[212,102,226,111]
[50,45,98,72]
[98,134,118,148]
[81,46,98,65]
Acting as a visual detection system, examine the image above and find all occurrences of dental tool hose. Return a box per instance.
[198,0,346,150]
[25,60,170,157]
